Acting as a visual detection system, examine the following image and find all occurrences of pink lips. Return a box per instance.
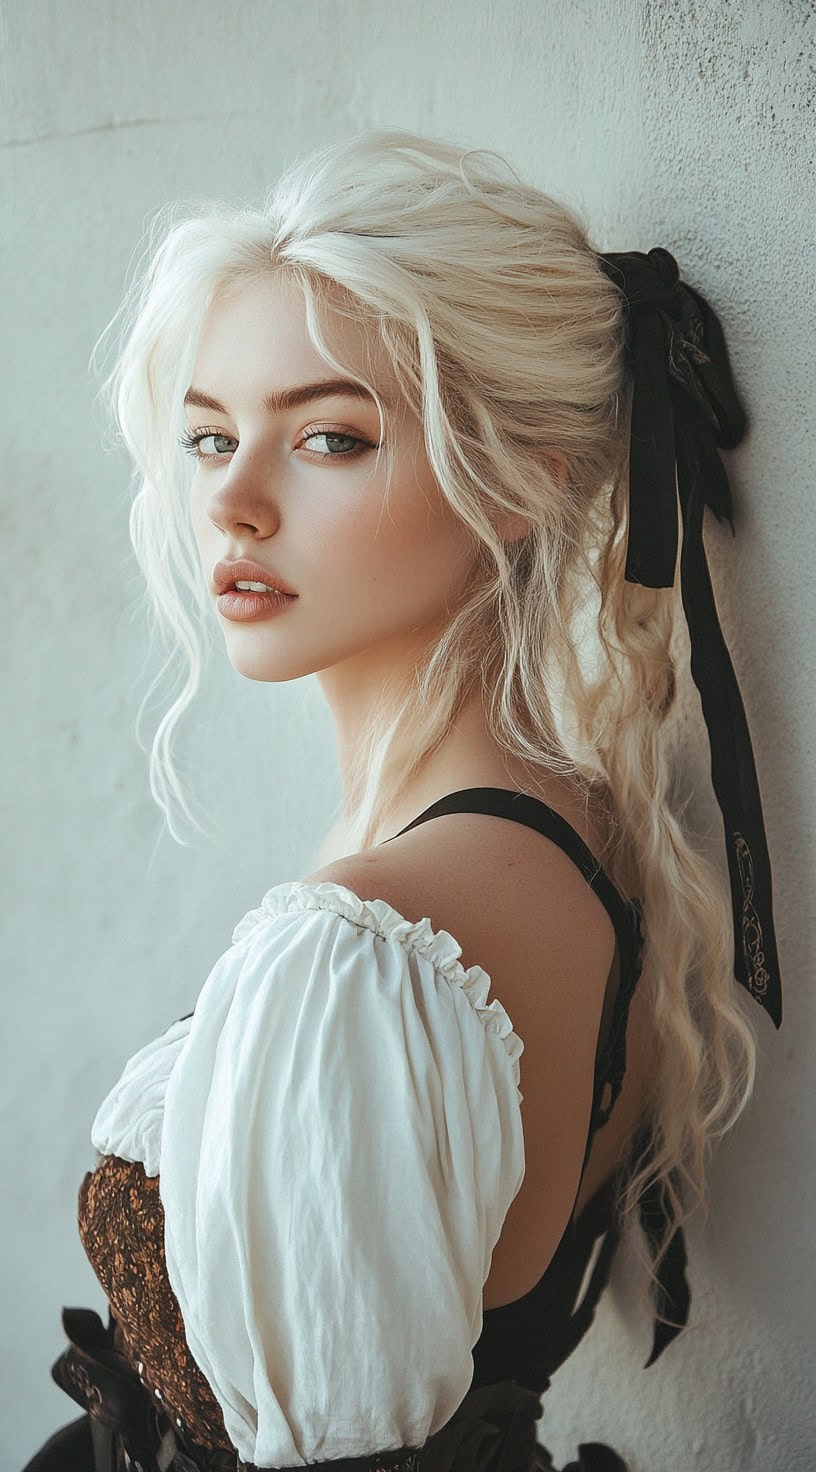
[216,587,297,623]
[212,557,298,598]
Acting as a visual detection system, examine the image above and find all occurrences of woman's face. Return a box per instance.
[186,272,480,697]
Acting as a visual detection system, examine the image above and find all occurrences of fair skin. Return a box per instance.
[187,271,653,1309]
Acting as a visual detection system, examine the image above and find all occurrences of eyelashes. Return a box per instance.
[178,426,379,463]
[178,428,233,461]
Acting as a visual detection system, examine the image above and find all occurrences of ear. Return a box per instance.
[541,447,569,487]
[493,448,570,544]
[494,508,533,544]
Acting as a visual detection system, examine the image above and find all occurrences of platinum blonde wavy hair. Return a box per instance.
[92,128,756,1311]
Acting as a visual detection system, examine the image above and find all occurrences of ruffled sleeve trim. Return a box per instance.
[231,878,524,1098]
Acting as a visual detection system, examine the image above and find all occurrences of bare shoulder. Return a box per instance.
[303,806,626,1307]
[303,808,617,1007]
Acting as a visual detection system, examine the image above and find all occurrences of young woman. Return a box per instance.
[25,129,781,1472]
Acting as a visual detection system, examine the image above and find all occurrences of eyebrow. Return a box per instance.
[183,379,381,416]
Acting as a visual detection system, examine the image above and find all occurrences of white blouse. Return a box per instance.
[90,879,526,1468]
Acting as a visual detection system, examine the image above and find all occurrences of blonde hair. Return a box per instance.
[92,127,757,1315]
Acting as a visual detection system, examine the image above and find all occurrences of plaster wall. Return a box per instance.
[2,3,813,1468]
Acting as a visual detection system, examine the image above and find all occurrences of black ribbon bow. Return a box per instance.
[597,247,781,1028]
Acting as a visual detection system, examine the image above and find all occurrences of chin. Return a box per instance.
[219,635,310,685]
[224,646,315,684]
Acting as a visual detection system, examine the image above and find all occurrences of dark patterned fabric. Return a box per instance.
[76,1155,234,1456]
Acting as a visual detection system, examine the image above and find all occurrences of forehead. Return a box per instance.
[192,271,395,399]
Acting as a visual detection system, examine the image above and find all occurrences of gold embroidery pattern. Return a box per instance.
[63,1354,105,1416]
[734,832,769,1001]
[78,1155,237,1457]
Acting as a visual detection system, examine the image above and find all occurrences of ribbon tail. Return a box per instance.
[624,313,680,588]
[674,397,782,1025]
[633,1152,692,1369]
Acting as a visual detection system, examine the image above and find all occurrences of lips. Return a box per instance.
[212,558,297,597]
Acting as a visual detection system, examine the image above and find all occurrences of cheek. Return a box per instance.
[189,485,211,550]
[189,482,228,579]
[320,473,476,613]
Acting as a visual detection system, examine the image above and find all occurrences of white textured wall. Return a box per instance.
[3,3,813,1468]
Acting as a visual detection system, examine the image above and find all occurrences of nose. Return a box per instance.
[203,452,282,539]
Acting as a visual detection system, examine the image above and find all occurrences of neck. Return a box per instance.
[314,610,453,793]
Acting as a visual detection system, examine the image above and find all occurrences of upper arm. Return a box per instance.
[153,888,525,1465]
[307,821,618,1306]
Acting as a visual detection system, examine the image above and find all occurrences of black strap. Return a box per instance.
[384,785,644,1130]
[384,785,642,977]
[385,786,689,1364]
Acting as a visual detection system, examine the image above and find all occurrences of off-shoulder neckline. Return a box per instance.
[230,878,524,1100]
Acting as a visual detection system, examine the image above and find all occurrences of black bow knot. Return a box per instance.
[607,245,747,449]
[603,244,680,310]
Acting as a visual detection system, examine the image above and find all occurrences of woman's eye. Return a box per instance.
[301,431,369,457]
[179,429,236,461]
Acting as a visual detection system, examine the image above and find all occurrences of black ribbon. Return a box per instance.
[47,1304,168,1472]
[597,247,781,1027]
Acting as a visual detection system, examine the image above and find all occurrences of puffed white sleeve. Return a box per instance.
[154,881,525,1468]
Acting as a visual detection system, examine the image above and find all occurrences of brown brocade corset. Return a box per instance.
[77,1153,239,1464]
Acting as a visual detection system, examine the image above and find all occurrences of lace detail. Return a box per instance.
[231,879,524,1102]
